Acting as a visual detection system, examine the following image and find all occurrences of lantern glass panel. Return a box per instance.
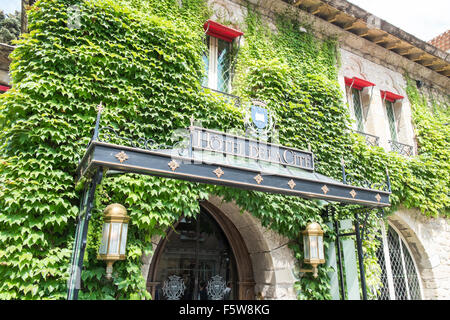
[109,223,121,254]
[119,223,128,255]
[99,222,110,255]
[318,235,324,260]
[303,235,310,259]
[310,235,318,259]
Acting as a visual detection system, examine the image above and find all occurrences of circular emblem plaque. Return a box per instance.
[162,275,186,300]
[244,100,275,140]
[207,275,226,300]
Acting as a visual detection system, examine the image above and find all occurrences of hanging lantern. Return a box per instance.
[97,203,130,279]
[301,222,325,278]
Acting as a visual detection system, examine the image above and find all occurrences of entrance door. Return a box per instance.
[152,207,238,300]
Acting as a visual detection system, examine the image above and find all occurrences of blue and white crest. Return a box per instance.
[251,104,268,129]
[244,100,275,141]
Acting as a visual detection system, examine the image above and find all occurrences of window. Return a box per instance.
[374,223,423,300]
[202,36,232,93]
[151,208,238,300]
[202,20,243,93]
[350,87,365,132]
[344,77,375,132]
[381,90,404,142]
[385,100,398,142]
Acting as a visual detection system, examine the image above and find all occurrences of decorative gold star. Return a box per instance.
[375,194,381,202]
[168,159,180,171]
[350,189,357,198]
[115,151,128,163]
[254,174,263,185]
[321,185,329,194]
[213,167,224,178]
[288,179,296,190]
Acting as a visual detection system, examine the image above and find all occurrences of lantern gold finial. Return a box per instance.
[103,203,130,222]
[303,222,323,234]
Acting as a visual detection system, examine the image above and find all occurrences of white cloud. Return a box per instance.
[347,0,450,41]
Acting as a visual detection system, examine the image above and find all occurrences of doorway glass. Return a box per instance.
[153,208,237,300]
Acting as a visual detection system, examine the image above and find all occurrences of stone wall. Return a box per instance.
[207,196,297,300]
[389,209,450,299]
[141,196,298,300]
[218,0,450,92]
[338,48,417,153]
[140,0,450,300]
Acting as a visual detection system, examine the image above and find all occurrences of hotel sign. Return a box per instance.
[190,126,314,171]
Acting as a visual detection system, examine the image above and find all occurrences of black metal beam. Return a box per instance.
[76,141,391,207]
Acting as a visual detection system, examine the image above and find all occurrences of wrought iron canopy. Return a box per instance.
[68,108,391,300]
[76,127,391,207]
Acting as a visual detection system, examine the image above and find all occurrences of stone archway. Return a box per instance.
[200,199,255,299]
[206,196,297,300]
[142,195,297,300]
[388,208,442,299]
[144,198,256,300]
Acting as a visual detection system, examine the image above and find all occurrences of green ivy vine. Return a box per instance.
[0,0,448,301]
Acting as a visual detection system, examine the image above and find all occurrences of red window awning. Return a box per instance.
[344,76,375,90]
[203,20,244,43]
[380,90,404,102]
[0,85,10,92]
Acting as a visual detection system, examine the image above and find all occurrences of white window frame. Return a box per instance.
[203,36,232,93]
[347,86,365,132]
[384,99,399,142]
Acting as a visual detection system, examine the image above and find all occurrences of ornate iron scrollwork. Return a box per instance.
[343,172,389,192]
[162,275,186,300]
[389,140,414,157]
[207,275,226,300]
[97,126,188,155]
[354,130,380,147]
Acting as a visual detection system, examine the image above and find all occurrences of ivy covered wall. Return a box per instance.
[0,0,448,300]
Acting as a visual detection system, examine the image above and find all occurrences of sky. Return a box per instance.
[0,0,449,41]
[347,0,449,41]
[0,0,21,15]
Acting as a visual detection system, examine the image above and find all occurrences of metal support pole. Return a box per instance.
[67,167,103,300]
[341,158,346,184]
[91,102,103,143]
[354,213,368,300]
[386,168,391,193]
[333,208,346,300]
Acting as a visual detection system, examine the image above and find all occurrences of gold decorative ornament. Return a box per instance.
[115,151,129,163]
[254,174,263,185]
[350,189,357,198]
[213,167,224,178]
[300,222,325,278]
[97,203,130,280]
[168,159,180,171]
[375,194,381,202]
[321,185,329,194]
[288,179,296,190]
